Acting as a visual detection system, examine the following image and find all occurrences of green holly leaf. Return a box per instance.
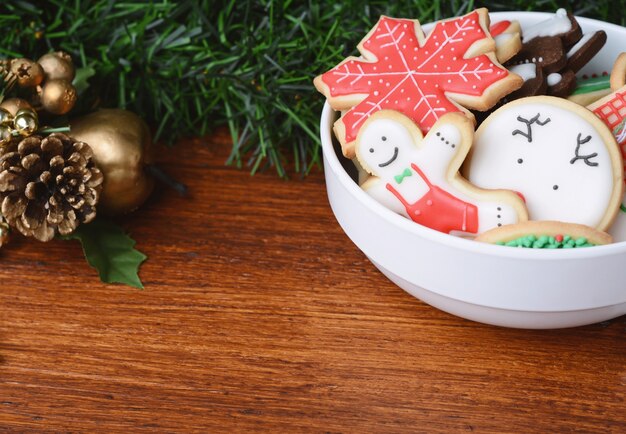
[64,218,147,289]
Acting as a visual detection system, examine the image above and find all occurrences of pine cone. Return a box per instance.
[0,133,103,241]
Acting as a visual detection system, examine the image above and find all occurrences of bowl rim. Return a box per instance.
[320,11,626,261]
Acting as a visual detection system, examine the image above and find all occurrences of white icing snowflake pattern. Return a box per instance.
[317,11,512,151]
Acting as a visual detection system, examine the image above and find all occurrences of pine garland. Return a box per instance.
[1,1,623,176]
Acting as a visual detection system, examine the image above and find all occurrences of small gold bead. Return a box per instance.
[14,108,38,137]
[0,125,12,145]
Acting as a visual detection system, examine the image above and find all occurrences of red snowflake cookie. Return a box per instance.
[314,9,522,157]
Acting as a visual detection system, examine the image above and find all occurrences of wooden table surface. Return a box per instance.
[0,131,624,432]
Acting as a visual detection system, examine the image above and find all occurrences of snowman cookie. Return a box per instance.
[356,111,528,236]
[464,96,623,231]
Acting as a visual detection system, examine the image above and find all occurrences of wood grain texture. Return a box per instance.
[0,131,624,432]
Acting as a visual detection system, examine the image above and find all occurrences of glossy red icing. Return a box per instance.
[386,163,479,234]
[489,20,511,37]
[319,12,510,145]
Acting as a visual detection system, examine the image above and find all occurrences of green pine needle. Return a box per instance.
[1,1,624,176]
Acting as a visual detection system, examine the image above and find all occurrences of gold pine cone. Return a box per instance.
[0,133,104,241]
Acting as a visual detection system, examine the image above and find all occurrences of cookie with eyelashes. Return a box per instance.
[355,110,528,236]
[463,96,623,231]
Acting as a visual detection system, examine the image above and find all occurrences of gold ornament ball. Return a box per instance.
[0,108,13,126]
[0,98,34,116]
[0,125,11,146]
[40,79,77,115]
[13,108,38,136]
[70,109,155,215]
[9,58,44,88]
[37,52,76,82]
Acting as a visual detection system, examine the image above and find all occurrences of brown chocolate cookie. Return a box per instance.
[559,12,583,49]
[507,63,547,99]
[508,36,566,75]
[546,70,577,97]
[503,9,604,103]
[566,31,607,73]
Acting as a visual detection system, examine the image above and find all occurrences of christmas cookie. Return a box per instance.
[356,111,528,236]
[507,9,580,74]
[547,30,607,98]
[476,221,612,248]
[505,10,604,100]
[564,31,607,75]
[464,96,623,231]
[314,9,523,157]
[506,63,546,100]
[568,74,612,106]
[587,81,626,151]
[609,52,626,90]
[608,200,626,242]
[507,36,577,98]
[521,8,581,48]
[588,54,626,241]
[490,20,522,63]
[570,53,626,107]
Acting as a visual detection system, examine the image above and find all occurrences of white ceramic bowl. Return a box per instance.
[320,11,626,329]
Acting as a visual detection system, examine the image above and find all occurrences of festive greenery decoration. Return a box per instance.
[1,1,623,177]
[64,218,147,289]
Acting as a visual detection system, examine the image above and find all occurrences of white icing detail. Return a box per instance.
[357,116,520,235]
[494,33,512,47]
[509,64,537,82]
[469,100,615,227]
[547,73,562,86]
[566,33,594,58]
[522,8,572,42]
[333,17,495,130]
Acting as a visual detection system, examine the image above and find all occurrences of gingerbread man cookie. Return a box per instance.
[464,96,623,231]
[356,111,528,236]
[314,9,522,157]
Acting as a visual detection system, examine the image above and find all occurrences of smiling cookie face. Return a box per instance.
[466,96,623,230]
[356,115,417,178]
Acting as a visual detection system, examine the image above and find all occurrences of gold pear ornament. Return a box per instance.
[70,109,154,215]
